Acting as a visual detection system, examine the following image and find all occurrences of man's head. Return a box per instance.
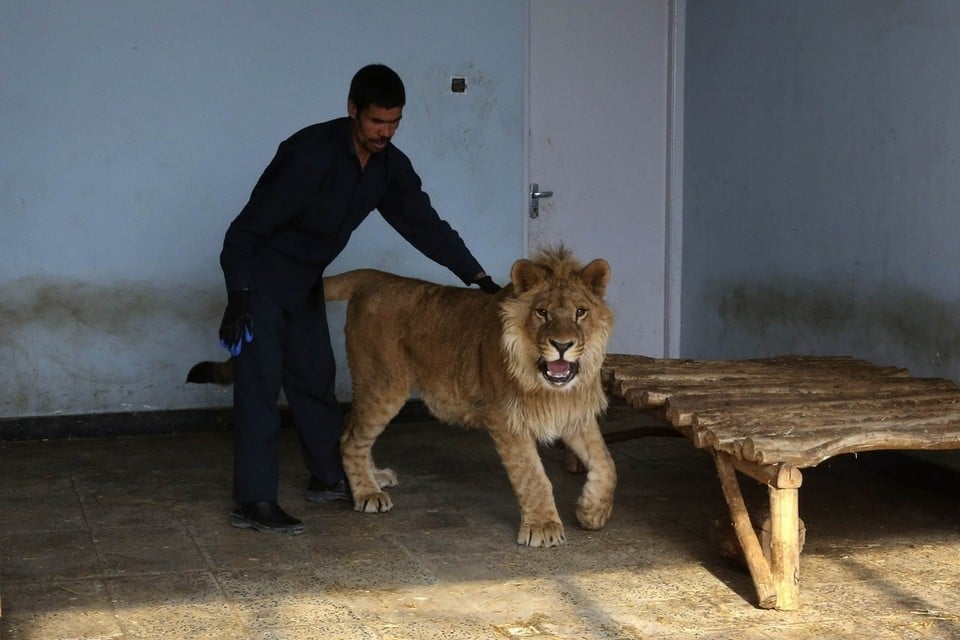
[348,64,405,163]
[348,64,406,113]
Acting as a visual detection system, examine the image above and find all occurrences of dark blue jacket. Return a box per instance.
[220,117,484,309]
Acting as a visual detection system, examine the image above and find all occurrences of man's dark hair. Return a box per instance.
[349,64,406,112]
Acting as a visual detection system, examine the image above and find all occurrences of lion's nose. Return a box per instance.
[550,339,574,356]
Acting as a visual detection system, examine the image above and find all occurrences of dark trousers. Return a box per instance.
[231,287,344,503]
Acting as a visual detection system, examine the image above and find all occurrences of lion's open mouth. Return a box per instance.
[538,357,579,385]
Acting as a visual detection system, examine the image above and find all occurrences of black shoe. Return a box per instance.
[230,501,305,535]
[305,477,351,503]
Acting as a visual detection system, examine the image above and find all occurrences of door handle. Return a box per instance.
[529,183,554,218]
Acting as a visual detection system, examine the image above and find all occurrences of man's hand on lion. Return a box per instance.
[474,274,501,293]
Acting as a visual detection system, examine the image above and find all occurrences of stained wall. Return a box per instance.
[682,1,960,381]
[0,2,524,418]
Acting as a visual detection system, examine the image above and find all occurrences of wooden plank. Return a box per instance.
[692,405,960,433]
[696,411,960,439]
[601,353,655,384]
[704,430,960,464]
[604,353,881,370]
[624,376,954,396]
[696,427,960,467]
[702,415,960,445]
[666,392,960,426]
[622,378,958,409]
[616,363,907,378]
[605,355,919,390]
[619,374,906,399]
[602,353,655,367]
[736,427,960,466]
[605,357,905,378]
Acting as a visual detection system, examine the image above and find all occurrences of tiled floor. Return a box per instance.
[2,408,960,639]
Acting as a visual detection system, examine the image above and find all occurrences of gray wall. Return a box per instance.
[0,1,524,419]
[682,1,960,382]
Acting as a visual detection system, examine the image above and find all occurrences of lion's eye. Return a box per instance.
[576,307,587,319]
[535,308,549,319]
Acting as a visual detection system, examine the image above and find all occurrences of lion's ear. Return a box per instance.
[580,259,611,297]
[511,259,546,293]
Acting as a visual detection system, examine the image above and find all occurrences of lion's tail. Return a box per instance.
[185,359,234,385]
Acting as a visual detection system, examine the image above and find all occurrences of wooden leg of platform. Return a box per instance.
[768,483,801,610]
[712,452,778,609]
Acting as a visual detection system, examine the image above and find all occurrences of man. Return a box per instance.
[218,64,499,535]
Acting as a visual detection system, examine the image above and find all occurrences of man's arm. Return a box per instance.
[377,151,487,286]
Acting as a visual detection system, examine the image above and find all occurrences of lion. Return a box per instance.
[330,246,616,547]
[189,247,617,547]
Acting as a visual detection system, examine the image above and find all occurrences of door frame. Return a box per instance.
[665,0,686,358]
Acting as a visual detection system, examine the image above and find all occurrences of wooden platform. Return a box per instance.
[601,353,960,610]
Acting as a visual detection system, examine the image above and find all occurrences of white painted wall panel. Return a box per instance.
[0,1,524,417]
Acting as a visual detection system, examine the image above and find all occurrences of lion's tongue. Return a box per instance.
[547,360,571,376]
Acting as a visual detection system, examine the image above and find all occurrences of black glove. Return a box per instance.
[475,275,501,294]
[219,290,254,356]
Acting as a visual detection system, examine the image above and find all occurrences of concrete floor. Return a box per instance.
[2,408,960,639]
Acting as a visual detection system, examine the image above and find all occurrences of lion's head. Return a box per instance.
[499,247,614,394]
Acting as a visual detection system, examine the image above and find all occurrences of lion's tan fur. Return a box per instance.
[329,247,617,547]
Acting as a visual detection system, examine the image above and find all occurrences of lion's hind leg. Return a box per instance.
[562,418,617,530]
[340,387,406,513]
[373,466,398,488]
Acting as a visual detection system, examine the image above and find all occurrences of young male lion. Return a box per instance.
[329,246,616,547]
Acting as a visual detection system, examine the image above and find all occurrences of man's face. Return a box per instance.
[349,101,403,158]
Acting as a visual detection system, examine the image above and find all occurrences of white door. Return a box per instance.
[528,0,683,357]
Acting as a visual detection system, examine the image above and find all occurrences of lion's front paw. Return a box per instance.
[576,498,613,531]
[373,467,398,488]
[517,521,566,547]
[353,491,394,513]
